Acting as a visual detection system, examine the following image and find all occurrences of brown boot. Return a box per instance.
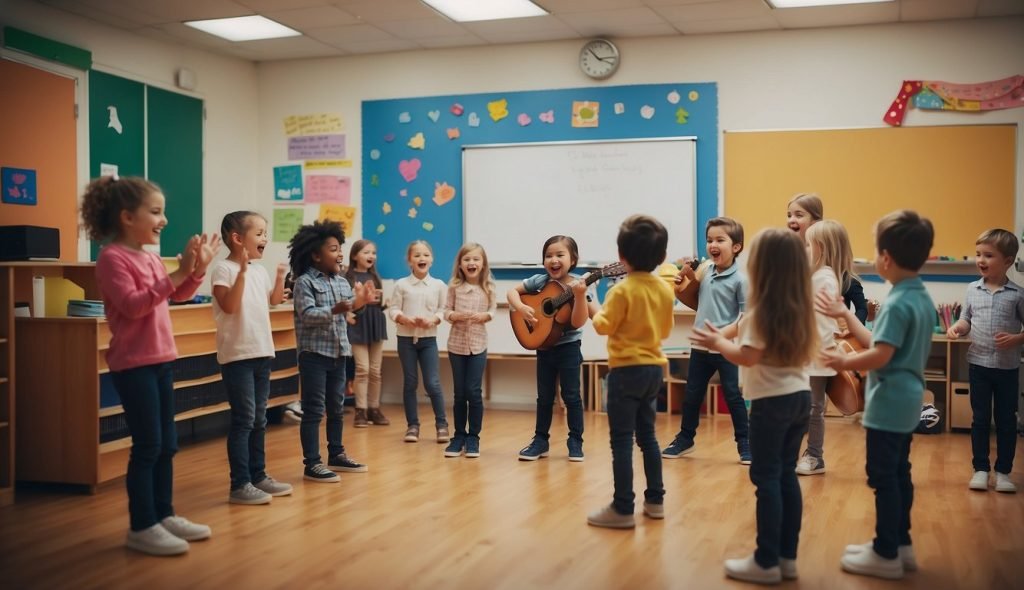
[354,409,369,428]
[367,407,390,426]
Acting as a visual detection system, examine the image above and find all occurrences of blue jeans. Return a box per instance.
[969,364,1018,473]
[111,362,177,531]
[397,336,447,428]
[865,428,914,560]
[299,352,347,466]
[222,357,271,490]
[450,351,486,438]
[607,365,665,514]
[749,390,810,569]
[535,340,584,442]
[680,350,747,443]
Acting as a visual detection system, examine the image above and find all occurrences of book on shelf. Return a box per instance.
[67,299,105,318]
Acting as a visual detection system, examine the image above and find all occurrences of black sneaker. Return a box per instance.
[303,463,340,483]
[518,437,549,461]
[465,436,480,458]
[738,439,752,465]
[444,436,465,458]
[567,438,584,462]
[662,436,695,459]
[327,453,368,473]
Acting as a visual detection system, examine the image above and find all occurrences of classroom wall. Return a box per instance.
[0,0,261,270]
[256,17,1024,306]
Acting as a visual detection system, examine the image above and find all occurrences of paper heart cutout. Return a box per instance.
[422,222,434,232]
[539,110,554,123]
[517,113,531,126]
[407,132,425,150]
[12,173,26,184]
[398,112,411,123]
[614,103,625,115]
[428,110,440,122]
[447,127,460,139]
[398,159,421,182]
[640,105,655,119]
[468,112,480,127]
[450,103,464,116]
[667,90,681,105]
[433,182,456,207]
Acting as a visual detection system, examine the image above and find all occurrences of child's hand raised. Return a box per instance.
[177,235,201,274]
[689,321,725,351]
[675,258,697,284]
[193,233,221,277]
[814,289,847,318]
[237,246,249,272]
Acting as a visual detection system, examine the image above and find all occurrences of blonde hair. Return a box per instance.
[788,193,823,222]
[450,242,496,306]
[746,228,818,367]
[406,240,433,260]
[806,219,858,292]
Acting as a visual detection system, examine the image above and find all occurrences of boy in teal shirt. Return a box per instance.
[819,210,935,581]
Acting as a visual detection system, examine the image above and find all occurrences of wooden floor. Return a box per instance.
[1,408,1022,589]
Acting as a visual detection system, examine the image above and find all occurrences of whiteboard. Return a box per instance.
[462,138,696,265]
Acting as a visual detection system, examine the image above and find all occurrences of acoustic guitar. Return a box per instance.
[510,262,626,350]
[824,300,877,416]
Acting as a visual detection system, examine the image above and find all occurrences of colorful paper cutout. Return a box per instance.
[487,99,508,122]
[447,127,461,139]
[468,112,481,127]
[689,90,699,102]
[370,174,380,187]
[539,110,554,123]
[413,196,423,207]
[433,182,456,207]
[399,112,411,123]
[428,110,440,122]
[376,224,386,234]
[384,133,396,143]
[517,113,532,126]
[107,106,123,134]
[571,101,599,128]
[640,105,655,119]
[382,202,392,214]
[883,76,1024,126]
[399,189,408,197]
[272,208,304,242]
[675,107,689,124]
[305,160,352,169]
[305,175,351,204]
[614,103,625,115]
[318,204,357,236]
[667,90,681,104]
[288,134,345,160]
[399,158,421,182]
[408,208,418,219]
[370,149,381,160]
[422,222,434,232]
[1,167,37,206]
[284,113,343,136]
[273,165,303,201]
[407,132,425,150]
[451,103,464,116]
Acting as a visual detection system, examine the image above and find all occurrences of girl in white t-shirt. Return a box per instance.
[691,228,817,585]
[212,211,291,505]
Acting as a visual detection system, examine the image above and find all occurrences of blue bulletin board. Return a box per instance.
[362,83,718,278]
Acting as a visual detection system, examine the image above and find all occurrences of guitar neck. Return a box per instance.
[549,272,602,309]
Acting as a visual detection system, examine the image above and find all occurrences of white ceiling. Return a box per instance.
[33,0,1024,62]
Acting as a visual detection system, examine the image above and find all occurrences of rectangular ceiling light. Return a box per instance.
[421,0,548,22]
[184,15,301,42]
[767,0,894,7]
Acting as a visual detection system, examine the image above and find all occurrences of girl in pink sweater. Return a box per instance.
[81,176,220,556]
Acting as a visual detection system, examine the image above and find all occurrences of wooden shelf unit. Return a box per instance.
[0,266,13,506]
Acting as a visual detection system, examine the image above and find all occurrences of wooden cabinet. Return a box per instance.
[0,268,15,506]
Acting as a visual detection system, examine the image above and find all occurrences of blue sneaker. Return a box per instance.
[444,436,465,458]
[662,436,695,459]
[518,437,549,461]
[567,438,584,462]
[465,436,480,458]
[738,439,752,465]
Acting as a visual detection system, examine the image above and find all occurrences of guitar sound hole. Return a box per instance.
[542,299,555,316]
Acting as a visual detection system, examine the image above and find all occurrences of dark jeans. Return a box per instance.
[749,391,810,569]
[450,351,486,438]
[680,350,748,443]
[865,428,914,559]
[397,336,448,428]
[969,364,1019,473]
[299,351,346,466]
[222,357,272,490]
[535,340,584,442]
[607,365,665,515]
[111,362,177,531]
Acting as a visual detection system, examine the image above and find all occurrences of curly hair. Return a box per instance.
[79,176,161,242]
[288,220,345,277]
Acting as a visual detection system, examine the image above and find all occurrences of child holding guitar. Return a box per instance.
[509,235,601,462]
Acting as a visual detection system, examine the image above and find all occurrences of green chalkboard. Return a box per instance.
[147,86,203,257]
[89,70,144,259]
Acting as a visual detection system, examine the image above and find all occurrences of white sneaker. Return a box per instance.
[969,470,990,491]
[779,558,798,580]
[253,476,293,496]
[845,542,917,571]
[161,515,212,541]
[125,523,189,556]
[724,554,782,584]
[840,545,903,580]
[229,482,272,505]
[795,454,825,476]
[995,472,1017,493]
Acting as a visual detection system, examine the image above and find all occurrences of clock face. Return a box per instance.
[579,39,619,80]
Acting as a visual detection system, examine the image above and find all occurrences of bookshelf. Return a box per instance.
[0,267,15,505]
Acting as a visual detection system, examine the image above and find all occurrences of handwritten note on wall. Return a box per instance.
[318,204,357,236]
[283,113,343,136]
[288,134,346,160]
[273,165,303,202]
[305,175,351,204]
[273,208,304,242]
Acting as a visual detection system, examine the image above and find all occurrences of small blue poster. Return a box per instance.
[273,165,303,202]
[2,167,38,206]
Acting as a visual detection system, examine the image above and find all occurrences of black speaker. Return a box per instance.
[0,225,60,260]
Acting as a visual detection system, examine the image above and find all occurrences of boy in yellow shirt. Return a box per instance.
[585,215,675,528]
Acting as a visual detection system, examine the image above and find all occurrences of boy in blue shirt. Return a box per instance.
[819,210,935,580]
[663,217,750,464]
